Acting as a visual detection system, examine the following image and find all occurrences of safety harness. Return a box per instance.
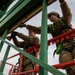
[52,19,72,57]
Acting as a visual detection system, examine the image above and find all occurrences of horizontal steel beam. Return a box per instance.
[0,0,56,37]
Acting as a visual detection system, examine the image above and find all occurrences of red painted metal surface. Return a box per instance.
[25,29,75,53]
[52,60,75,69]
[7,53,20,60]
[8,29,75,75]
[18,55,24,74]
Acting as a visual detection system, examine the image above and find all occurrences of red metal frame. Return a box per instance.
[7,29,75,75]
[8,52,39,75]
[25,29,75,53]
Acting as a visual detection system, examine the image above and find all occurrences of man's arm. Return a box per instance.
[18,23,41,34]
[26,25,52,34]
[12,37,25,48]
[8,31,25,48]
[26,25,41,34]
[18,23,51,34]
[17,33,39,45]
[59,0,72,24]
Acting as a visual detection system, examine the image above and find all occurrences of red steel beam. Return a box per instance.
[7,29,75,75]
[18,55,24,74]
[25,29,75,53]
[12,70,37,75]
[52,60,75,69]
[23,60,75,72]
[7,29,75,61]
[9,60,75,75]
[7,53,20,60]
[48,29,75,44]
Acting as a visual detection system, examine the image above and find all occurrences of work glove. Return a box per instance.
[59,0,65,3]
[11,31,19,38]
[18,23,27,28]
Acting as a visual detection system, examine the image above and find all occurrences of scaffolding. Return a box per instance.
[0,0,75,75]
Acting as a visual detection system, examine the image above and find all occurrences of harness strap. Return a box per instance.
[59,19,65,26]
[52,19,72,56]
[52,19,72,32]
[53,42,63,57]
[56,42,63,54]
[52,24,55,31]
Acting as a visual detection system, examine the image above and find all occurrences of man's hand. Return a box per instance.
[11,31,19,38]
[59,0,65,3]
[7,31,19,41]
[6,36,12,41]
[18,24,27,28]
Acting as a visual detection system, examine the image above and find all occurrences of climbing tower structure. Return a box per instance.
[0,0,75,75]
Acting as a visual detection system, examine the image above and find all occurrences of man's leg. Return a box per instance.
[59,50,75,75]
[23,58,34,75]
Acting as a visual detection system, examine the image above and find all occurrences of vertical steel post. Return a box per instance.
[0,29,8,51]
[0,72,4,75]
[39,0,48,75]
[0,45,10,72]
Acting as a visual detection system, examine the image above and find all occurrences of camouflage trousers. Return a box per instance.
[22,57,34,75]
[59,42,75,75]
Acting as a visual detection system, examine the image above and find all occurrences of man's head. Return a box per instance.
[48,11,60,23]
[28,30,36,36]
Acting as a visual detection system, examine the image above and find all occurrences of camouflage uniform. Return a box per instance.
[25,2,75,75]
[12,33,39,75]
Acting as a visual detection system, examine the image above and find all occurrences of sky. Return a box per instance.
[0,0,75,75]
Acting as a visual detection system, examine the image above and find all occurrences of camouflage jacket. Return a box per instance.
[26,2,74,47]
[12,33,39,50]
[26,2,72,38]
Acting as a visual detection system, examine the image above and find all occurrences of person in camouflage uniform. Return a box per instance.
[18,0,75,75]
[10,30,39,75]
